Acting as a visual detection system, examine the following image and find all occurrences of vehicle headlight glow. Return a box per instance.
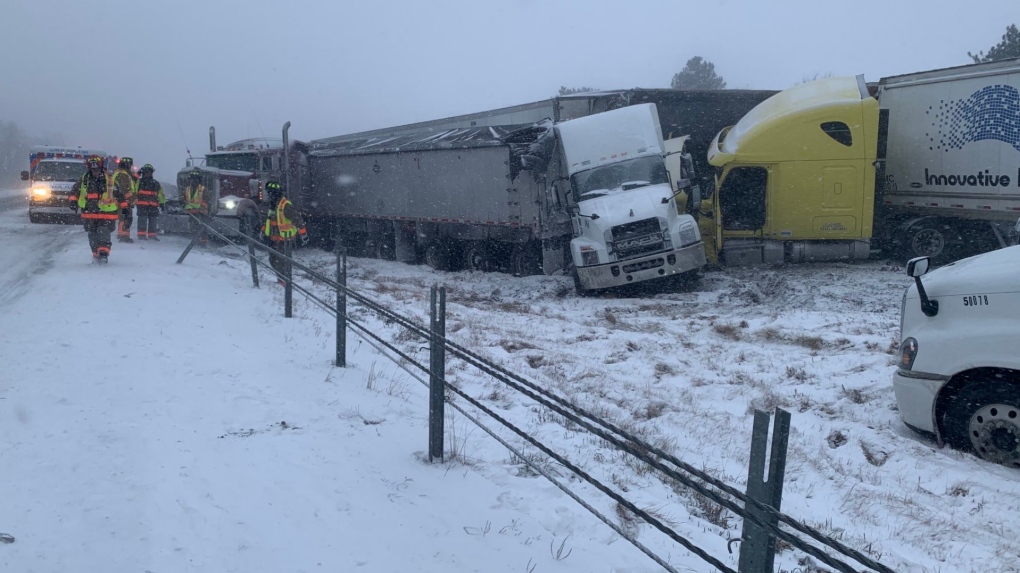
[31,187,51,199]
[222,200,237,210]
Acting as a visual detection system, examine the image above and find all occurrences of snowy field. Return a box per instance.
[2,194,1019,573]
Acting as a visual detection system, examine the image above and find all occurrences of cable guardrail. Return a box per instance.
[177,215,897,573]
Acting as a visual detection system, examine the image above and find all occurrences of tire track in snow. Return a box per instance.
[0,226,77,309]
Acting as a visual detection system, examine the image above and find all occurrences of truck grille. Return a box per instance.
[612,218,664,258]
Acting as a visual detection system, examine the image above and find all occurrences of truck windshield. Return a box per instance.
[206,153,258,172]
[570,156,668,201]
[34,161,86,182]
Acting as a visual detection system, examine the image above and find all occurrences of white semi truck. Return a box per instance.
[894,235,1020,467]
[306,103,706,294]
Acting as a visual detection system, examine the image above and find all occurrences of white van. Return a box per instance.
[893,238,1020,467]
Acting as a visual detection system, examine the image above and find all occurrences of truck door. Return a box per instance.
[718,166,767,231]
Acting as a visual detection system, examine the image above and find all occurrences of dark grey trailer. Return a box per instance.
[307,124,572,275]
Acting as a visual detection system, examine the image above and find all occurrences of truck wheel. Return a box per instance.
[375,238,396,261]
[943,382,1020,468]
[29,212,43,224]
[510,243,541,277]
[901,219,960,265]
[463,242,490,272]
[424,243,450,271]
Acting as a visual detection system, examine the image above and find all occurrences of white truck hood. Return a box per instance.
[907,244,1020,298]
[578,183,673,225]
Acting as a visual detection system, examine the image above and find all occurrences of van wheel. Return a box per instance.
[943,382,1020,468]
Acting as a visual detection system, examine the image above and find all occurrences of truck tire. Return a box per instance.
[510,243,541,277]
[29,212,43,224]
[424,243,451,271]
[463,242,490,272]
[942,380,1020,468]
[375,237,396,261]
[900,218,961,265]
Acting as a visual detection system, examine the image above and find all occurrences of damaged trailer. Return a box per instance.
[307,103,706,293]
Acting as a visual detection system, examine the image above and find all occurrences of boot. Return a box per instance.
[137,234,147,241]
[118,235,134,243]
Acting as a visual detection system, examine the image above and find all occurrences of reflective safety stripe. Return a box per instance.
[263,198,298,240]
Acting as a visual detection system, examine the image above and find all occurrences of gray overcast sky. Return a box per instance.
[1,0,1015,176]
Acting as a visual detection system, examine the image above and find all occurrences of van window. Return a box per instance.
[821,122,853,146]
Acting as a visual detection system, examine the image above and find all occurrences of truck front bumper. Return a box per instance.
[576,242,706,290]
[892,369,949,436]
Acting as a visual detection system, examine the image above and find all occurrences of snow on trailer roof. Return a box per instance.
[308,124,534,157]
[209,138,284,154]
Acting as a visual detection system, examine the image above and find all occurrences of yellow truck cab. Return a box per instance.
[705,76,878,265]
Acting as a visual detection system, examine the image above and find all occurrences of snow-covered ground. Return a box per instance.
[2,195,1018,573]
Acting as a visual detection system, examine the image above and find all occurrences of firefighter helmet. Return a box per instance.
[189,169,201,179]
[265,181,283,192]
[118,157,134,169]
[140,163,155,174]
[85,155,104,170]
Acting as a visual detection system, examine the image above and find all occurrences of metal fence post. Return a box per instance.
[284,240,293,318]
[738,408,791,573]
[175,214,202,264]
[335,247,347,367]
[428,285,446,462]
[247,232,260,288]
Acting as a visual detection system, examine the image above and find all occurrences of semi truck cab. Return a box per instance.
[555,104,706,292]
[894,233,1020,468]
[705,76,879,265]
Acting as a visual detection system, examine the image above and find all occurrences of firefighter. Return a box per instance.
[70,155,122,263]
[135,164,166,240]
[263,181,309,285]
[183,169,209,245]
[112,157,137,242]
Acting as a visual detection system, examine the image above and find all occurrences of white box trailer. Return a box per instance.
[877,58,1020,259]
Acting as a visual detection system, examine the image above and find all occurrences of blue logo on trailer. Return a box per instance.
[927,85,1020,152]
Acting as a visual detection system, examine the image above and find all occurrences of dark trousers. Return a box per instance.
[84,219,114,256]
[269,240,294,281]
[118,206,133,237]
[137,206,160,237]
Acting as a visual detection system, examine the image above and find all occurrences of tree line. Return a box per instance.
[0,121,59,187]
[560,23,1019,94]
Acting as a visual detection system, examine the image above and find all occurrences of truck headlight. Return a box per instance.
[899,337,918,370]
[31,187,51,199]
[581,249,599,266]
[222,199,237,210]
[679,222,699,246]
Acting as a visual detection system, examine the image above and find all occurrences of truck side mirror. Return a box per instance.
[906,256,938,317]
[690,184,702,216]
[20,171,29,181]
[906,256,929,277]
